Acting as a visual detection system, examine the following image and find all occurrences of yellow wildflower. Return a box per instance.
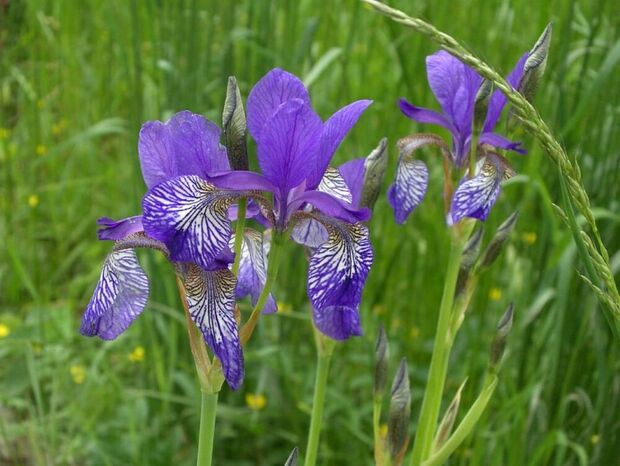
[591,434,599,445]
[379,423,388,440]
[372,304,386,316]
[245,393,267,410]
[410,325,420,340]
[0,127,10,139]
[52,118,68,135]
[28,195,39,208]
[70,365,86,384]
[489,288,502,302]
[0,323,10,338]
[128,345,145,362]
[522,232,537,245]
[278,302,292,314]
[36,99,45,109]
[36,144,48,156]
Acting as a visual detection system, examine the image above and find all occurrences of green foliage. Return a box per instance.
[0,0,618,465]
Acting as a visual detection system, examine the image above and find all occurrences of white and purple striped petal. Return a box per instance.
[235,229,277,314]
[448,160,502,225]
[139,111,229,189]
[307,220,373,340]
[142,175,237,270]
[80,249,149,340]
[183,266,243,390]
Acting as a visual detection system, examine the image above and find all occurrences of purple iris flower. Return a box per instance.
[141,68,375,342]
[388,50,528,225]
[81,111,270,390]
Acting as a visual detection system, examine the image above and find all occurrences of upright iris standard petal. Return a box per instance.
[80,249,149,340]
[183,265,243,390]
[448,160,502,225]
[97,216,144,241]
[142,175,237,269]
[338,158,366,207]
[483,54,528,133]
[308,99,373,189]
[138,111,229,189]
[256,98,323,196]
[235,229,277,314]
[307,219,373,340]
[247,68,311,140]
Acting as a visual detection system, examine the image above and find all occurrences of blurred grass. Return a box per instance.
[1,0,619,465]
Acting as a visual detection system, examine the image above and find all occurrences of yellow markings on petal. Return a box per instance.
[379,423,388,440]
[489,288,502,302]
[0,127,11,139]
[522,232,537,244]
[70,365,86,384]
[28,194,39,208]
[245,393,267,410]
[128,345,145,362]
[410,325,420,340]
[36,144,48,156]
[372,304,386,316]
[0,323,10,338]
[278,302,292,314]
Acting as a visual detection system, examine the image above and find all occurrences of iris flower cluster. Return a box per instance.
[81,69,381,389]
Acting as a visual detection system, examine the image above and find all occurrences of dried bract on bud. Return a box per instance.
[361,137,389,211]
[374,325,390,397]
[388,358,411,464]
[490,303,514,368]
[222,76,249,170]
[480,211,518,269]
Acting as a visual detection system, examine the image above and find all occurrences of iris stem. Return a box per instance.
[305,336,335,466]
[410,232,466,466]
[196,391,218,466]
[231,198,247,277]
[240,230,284,345]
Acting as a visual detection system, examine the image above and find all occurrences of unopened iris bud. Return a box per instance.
[434,379,467,450]
[388,358,411,464]
[473,79,493,131]
[284,447,299,466]
[374,325,389,397]
[222,76,248,170]
[480,211,518,269]
[490,303,514,369]
[519,23,553,103]
[361,137,388,211]
[456,227,484,295]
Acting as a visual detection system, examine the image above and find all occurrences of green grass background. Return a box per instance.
[1,0,619,464]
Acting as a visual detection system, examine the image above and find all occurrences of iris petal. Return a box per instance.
[448,160,502,225]
[97,216,144,241]
[307,218,373,340]
[142,175,237,270]
[183,265,243,390]
[80,249,149,340]
[235,229,277,314]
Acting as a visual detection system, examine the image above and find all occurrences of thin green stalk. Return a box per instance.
[240,230,285,344]
[196,392,218,466]
[305,349,333,466]
[231,199,247,277]
[410,235,465,466]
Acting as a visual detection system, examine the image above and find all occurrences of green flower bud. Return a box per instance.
[222,76,248,170]
[434,378,467,451]
[388,358,411,464]
[374,325,389,397]
[361,137,389,211]
[480,211,518,269]
[456,227,484,295]
[473,79,493,131]
[519,23,553,103]
[490,303,514,369]
[284,447,299,466]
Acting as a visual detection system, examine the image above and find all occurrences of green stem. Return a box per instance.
[240,230,284,344]
[305,349,333,466]
[231,198,247,277]
[410,235,465,466]
[196,392,218,466]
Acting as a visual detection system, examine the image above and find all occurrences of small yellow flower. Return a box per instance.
[32,342,43,355]
[36,99,45,109]
[379,423,388,440]
[52,118,68,135]
[410,325,420,340]
[128,345,145,362]
[0,127,11,139]
[522,232,537,245]
[245,393,267,410]
[489,288,502,301]
[70,365,86,384]
[28,194,39,208]
[0,323,10,338]
[278,302,292,314]
[591,434,599,445]
[390,318,401,330]
[372,304,386,316]
[8,142,17,156]
[36,144,48,156]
